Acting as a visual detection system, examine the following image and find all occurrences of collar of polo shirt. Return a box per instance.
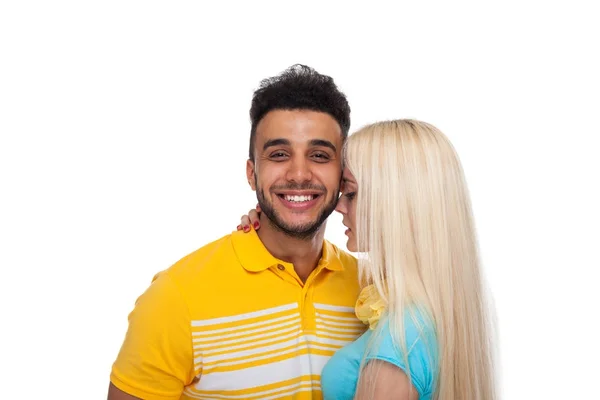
[231,230,344,272]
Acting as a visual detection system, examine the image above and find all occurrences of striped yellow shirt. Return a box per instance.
[111,230,365,399]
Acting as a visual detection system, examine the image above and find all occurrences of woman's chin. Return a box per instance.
[346,240,358,253]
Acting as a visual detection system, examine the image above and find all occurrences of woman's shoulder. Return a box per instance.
[366,307,439,396]
[372,307,437,356]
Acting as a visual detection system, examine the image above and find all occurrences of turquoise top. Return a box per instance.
[321,310,438,399]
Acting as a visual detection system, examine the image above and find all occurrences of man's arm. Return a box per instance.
[355,360,420,400]
[108,271,195,399]
[107,383,141,400]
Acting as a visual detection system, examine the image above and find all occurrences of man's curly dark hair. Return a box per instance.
[248,64,351,161]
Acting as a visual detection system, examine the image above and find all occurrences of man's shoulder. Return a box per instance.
[162,232,238,281]
[324,239,358,270]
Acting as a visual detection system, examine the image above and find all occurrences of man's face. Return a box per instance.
[246,109,343,239]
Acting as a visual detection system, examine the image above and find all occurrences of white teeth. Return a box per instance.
[284,194,314,202]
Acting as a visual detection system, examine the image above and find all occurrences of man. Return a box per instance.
[108,65,364,399]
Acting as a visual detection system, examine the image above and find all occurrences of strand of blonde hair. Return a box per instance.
[346,119,498,399]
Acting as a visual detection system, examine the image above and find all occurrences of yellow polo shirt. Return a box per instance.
[110,230,364,399]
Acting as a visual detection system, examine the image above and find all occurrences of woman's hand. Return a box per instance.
[236,204,262,232]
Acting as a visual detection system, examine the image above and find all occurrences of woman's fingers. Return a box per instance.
[237,205,262,232]
[238,215,252,232]
[249,209,260,230]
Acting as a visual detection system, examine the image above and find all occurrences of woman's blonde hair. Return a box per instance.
[345,119,498,399]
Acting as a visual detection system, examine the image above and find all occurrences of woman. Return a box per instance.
[239,119,498,399]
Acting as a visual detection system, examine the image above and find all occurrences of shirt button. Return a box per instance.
[277,264,285,271]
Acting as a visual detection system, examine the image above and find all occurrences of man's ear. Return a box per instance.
[246,159,257,191]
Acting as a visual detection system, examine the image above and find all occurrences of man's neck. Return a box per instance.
[256,215,327,282]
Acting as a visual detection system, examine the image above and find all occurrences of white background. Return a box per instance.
[1,1,599,399]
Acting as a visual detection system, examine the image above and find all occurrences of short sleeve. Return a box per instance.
[365,313,438,397]
[110,271,195,400]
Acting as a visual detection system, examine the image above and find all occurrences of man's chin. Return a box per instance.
[279,221,321,234]
[273,208,319,224]
[259,197,336,238]
[271,219,323,237]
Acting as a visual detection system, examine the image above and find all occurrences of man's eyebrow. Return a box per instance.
[263,138,337,152]
[310,139,337,152]
[263,138,291,151]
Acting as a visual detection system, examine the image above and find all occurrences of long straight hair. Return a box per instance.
[345,120,498,399]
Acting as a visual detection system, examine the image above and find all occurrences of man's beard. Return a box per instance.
[255,180,339,240]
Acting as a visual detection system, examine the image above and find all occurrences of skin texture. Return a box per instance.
[246,109,343,281]
[355,360,420,400]
[107,383,140,400]
[242,167,357,251]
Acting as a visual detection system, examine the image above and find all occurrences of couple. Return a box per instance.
[108,65,497,399]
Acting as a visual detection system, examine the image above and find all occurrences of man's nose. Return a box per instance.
[286,158,312,183]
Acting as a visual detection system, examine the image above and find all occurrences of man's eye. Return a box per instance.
[270,152,288,159]
[312,152,330,161]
